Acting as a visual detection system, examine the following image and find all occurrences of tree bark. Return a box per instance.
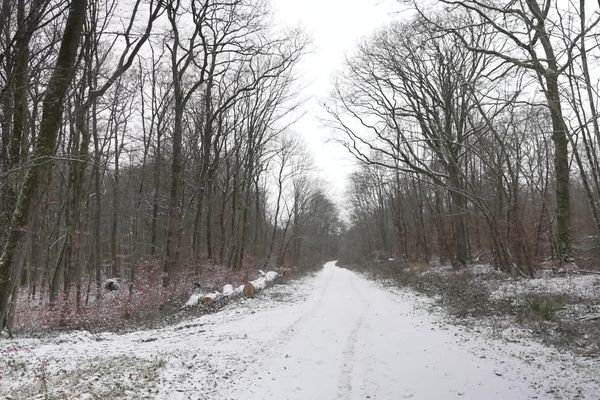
[544,73,572,260]
[0,0,88,327]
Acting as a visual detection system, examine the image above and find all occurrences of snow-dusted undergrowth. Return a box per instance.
[490,273,600,302]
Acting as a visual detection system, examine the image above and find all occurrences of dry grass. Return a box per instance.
[11,260,320,335]
[12,261,263,334]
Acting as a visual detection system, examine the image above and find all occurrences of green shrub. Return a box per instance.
[525,294,563,321]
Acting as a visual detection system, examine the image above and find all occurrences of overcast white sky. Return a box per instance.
[269,0,402,203]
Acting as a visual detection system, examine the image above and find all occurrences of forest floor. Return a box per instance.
[1,261,599,399]
[9,263,286,335]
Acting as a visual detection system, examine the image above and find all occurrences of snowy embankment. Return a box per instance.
[1,262,599,399]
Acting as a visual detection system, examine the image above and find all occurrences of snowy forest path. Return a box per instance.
[225,262,599,400]
[226,262,600,400]
[1,261,599,399]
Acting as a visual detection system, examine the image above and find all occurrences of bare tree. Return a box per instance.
[0,0,88,328]
[413,0,600,260]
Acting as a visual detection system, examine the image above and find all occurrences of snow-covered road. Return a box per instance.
[1,261,599,399]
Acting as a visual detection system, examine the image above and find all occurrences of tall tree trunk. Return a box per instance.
[266,160,285,265]
[0,0,87,327]
[91,101,103,299]
[205,180,214,261]
[524,0,572,260]
[544,73,572,260]
[111,118,120,278]
[150,131,162,256]
[447,164,469,267]
[163,102,183,285]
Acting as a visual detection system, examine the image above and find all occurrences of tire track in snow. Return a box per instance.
[225,262,366,400]
[268,265,336,347]
[244,265,336,358]
[336,271,368,399]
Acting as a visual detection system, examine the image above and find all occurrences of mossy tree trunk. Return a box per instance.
[0,0,87,328]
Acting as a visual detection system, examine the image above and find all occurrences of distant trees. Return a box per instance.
[0,0,339,332]
[334,2,600,274]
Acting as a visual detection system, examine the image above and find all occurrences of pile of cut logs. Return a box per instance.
[184,270,279,307]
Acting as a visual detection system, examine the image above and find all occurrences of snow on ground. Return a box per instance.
[490,273,600,302]
[1,261,599,399]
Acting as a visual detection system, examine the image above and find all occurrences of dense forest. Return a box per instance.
[0,0,341,332]
[334,0,600,277]
[2,1,600,397]
[2,0,600,334]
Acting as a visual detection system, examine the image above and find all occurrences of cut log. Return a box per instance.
[251,277,267,291]
[184,293,201,307]
[265,271,278,282]
[222,284,234,296]
[234,284,245,295]
[243,282,256,298]
[200,292,221,305]
[184,270,280,306]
